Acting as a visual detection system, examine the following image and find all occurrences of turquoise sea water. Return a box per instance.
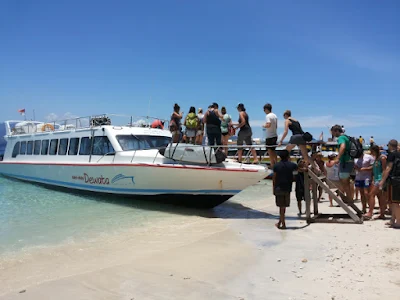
[0,176,182,255]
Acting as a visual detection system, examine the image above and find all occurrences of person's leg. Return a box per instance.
[286,143,295,152]
[222,134,228,155]
[393,203,400,227]
[296,192,303,214]
[237,133,244,162]
[266,137,278,168]
[318,186,323,202]
[280,207,286,229]
[365,185,378,218]
[215,132,222,146]
[355,187,360,200]
[268,149,277,168]
[360,187,367,213]
[246,135,258,163]
[375,191,386,219]
[298,145,310,165]
[340,178,351,202]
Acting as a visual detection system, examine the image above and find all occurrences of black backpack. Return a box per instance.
[391,153,400,178]
[345,135,363,159]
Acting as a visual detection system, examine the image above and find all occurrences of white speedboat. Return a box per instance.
[0,115,269,208]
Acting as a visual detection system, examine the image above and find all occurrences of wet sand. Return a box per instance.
[1,181,399,300]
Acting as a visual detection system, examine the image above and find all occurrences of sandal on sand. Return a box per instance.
[373,215,386,220]
[363,215,372,221]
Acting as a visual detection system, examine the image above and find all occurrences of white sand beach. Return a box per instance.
[0,181,399,300]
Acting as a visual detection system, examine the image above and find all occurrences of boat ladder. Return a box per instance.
[305,168,363,224]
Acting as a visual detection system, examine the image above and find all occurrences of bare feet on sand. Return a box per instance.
[275,222,286,230]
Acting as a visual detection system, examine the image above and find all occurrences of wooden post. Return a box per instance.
[304,171,311,220]
[312,180,318,215]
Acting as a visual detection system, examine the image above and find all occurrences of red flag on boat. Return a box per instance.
[18,108,25,115]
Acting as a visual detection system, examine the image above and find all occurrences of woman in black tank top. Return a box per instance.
[234,103,259,163]
[278,110,310,165]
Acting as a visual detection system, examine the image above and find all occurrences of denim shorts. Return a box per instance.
[339,161,354,179]
[355,179,370,188]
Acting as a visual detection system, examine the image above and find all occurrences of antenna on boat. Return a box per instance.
[147,97,151,122]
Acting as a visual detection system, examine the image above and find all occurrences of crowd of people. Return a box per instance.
[273,125,400,230]
[158,102,314,166]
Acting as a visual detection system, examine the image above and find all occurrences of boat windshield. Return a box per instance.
[116,135,171,151]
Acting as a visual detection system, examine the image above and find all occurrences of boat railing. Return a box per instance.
[93,142,327,168]
[6,113,172,136]
[94,144,268,168]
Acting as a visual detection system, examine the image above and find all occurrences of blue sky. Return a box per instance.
[1,0,399,144]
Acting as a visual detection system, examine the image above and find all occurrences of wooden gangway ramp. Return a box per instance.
[305,168,363,224]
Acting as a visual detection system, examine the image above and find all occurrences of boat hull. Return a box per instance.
[0,162,266,207]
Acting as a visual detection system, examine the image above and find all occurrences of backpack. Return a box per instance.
[345,135,363,159]
[391,153,400,178]
[185,113,198,129]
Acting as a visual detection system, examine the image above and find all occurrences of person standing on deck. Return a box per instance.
[203,103,222,146]
[370,136,375,146]
[233,103,259,164]
[273,150,298,229]
[220,107,232,156]
[170,103,183,143]
[278,110,310,165]
[263,103,278,168]
[331,124,354,202]
[196,108,204,145]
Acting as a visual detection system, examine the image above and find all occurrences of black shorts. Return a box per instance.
[266,137,278,150]
[275,192,291,207]
[222,132,229,136]
[296,191,304,202]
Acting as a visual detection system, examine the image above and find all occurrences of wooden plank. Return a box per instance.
[312,180,318,215]
[307,168,362,224]
[304,172,312,220]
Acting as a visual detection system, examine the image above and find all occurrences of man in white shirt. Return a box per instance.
[263,103,278,168]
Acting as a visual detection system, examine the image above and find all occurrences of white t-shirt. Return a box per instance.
[265,113,278,138]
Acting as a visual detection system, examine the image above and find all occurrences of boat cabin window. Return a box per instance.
[12,142,20,158]
[34,140,41,155]
[20,141,27,155]
[27,141,33,155]
[92,136,115,155]
[58,138,68,155]
[68,138,79,155]
[49,139,59,155]
[79,137,92,155]
[116,135,171,151]
[41,140,49,155]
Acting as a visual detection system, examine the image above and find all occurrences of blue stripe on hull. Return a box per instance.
[0,172,241,195]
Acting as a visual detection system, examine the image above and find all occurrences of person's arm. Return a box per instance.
[173,112,183,120]
[272,172,276,195]
[322,163,327,176]
[263,115,271,128]
[335,142,346,165]
[203,111,209,124]
[380,156,391,188]
[278,119,289,146]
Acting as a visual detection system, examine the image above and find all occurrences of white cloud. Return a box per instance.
[250,114,392,129]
